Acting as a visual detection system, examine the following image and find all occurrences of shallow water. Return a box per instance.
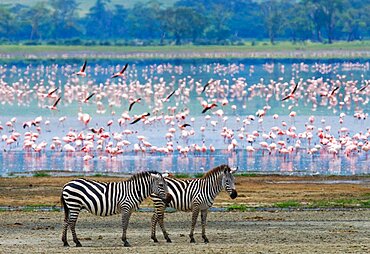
[1,148,369,177]
[0,58,369,176]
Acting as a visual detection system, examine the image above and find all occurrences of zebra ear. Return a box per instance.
[150,173,161,179]
[230,166,238,174]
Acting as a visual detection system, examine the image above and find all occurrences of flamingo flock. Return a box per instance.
[0,59,369,174]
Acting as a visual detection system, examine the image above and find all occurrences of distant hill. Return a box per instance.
[1,0,177,15]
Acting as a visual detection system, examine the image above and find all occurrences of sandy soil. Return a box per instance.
[0,176,369,253]
[0,210,369,254]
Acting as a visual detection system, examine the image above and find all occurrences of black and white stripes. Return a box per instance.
[61,171,171,247]
[150,164,237,243]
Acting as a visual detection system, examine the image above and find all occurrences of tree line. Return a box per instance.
[0,0,369,45]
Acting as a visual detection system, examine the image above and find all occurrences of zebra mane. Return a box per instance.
[129,171,160,181]
[202,164,229,179]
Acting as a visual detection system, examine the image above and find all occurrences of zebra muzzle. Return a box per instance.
[230,189,238,199]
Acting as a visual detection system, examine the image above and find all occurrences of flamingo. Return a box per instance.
[111,63,128,79]
[74,60,87,77]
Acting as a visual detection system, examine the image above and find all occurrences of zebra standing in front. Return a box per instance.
[150,164,238,243]
[61,171,172,247]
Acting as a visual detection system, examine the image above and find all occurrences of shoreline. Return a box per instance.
[1,44,370,60]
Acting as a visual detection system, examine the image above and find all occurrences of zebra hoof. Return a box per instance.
[166,238,172,243]
[151,237,159,243]
[63,242,69,247]
[76,242,82,247]
[203,238,209,244]
[190,238,196,243]
[124,241,131,247]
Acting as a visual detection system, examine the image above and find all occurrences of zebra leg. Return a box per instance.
[61,213,69,246]
[157,207,171,243]
[201,209,209,243]
[70,217,82,247]
[189,206,200,243]
[121,210,133,247]
[151,213,159,243]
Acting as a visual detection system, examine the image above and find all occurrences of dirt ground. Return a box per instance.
[0,210,369,253]
[0,176,369,253]
[0,175,370,207]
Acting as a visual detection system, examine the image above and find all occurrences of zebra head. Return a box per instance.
[150,172,173,204]
[222,165,238,199]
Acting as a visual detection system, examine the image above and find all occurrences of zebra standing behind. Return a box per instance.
[61,171,172,247]
[150,164,238,243]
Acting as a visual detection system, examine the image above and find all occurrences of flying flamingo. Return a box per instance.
[130,112,151,125]
[74,60,87,77]
[83,93,95,103]
[202,103,217,114]
[111,63,128,79]
[281,81,299,101]
[47,97,61,111]
[129,98,141,111]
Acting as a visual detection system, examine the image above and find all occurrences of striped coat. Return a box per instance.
[61,171,171,247]
[150,165,237,243]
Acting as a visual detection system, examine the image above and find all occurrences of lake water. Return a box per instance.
[0,58,369,176]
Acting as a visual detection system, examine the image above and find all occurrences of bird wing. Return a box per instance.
[85,93,95,101]
[165,90,176,101]
[81,60,87,72]
[130,117,141,125]
[330,86,339,96]
[291,83,299,95]
[201,79,214,94]
[359,84,368,92]
[48,87,58,96]
[281,95,291,101]
[128,101,136,111]
[120,63,129,74]
[201,107,210,114]
[53,97,61,107]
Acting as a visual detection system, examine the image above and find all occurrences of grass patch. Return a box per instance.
[308,198,370,208]
[360,200,370,208]
[194,173,204,178]
[226,204,249,212]
[274,201,301,208]
[92,173,106,177]
[174,173,190,178]
[33,172,51,177]
[237,173,258,177]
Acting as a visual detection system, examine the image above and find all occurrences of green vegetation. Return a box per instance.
[274,201,301,208]
[174,173,191,178]
[1,41,369,60]
[32,172,51,177]
[236,173,258,177]
[309,198,370,208]
[92,173,106,177]
[0,0,368,46]
[194,173,204,178]
[226,204,249,212]
[173,173,204,178]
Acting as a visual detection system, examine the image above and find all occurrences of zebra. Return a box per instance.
[150,164,238,243]
[61,171,172,247]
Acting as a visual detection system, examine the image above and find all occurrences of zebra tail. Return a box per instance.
[61,193,69,219]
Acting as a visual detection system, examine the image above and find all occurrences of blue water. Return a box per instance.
[0,58,369,176]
